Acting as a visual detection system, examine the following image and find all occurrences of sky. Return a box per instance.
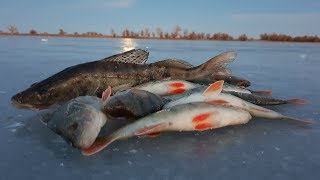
[0,0,319,38]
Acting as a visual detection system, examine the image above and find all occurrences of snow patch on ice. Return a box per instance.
[129,149,137,154]
[5,122,24,129]
[299,54,307,59]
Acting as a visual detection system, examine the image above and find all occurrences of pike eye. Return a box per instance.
[38,88,48,95]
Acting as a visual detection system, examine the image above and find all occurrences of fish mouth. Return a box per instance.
[11,99,35,110]
[11,99,49,110]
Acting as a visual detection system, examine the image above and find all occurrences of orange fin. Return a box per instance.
[168,82,185,88]
[203,80,224,96]
[287,99,309,105]
[147,132,161,137]
[135,123,166,136]
[251,90,272,95]
[102,86,111,102]
[209,99,229,105]
[169,88,186,95]
[194,123,215,131]
[82,136,115,156]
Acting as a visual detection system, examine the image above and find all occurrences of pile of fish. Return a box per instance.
[11,49,312,156]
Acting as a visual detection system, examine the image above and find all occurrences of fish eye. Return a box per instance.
[67,122,79,132]
[38,88,48,95]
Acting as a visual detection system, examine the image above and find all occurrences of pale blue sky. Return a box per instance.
[1,0,319,37]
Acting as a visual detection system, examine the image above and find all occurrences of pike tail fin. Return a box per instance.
[188,51,236,79]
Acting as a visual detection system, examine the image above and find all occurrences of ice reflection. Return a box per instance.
[120,38,138,52]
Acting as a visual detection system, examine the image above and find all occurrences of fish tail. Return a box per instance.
[81,136,117,156]
[187,51,237,79]
[251,90,272,95]
[286,98,309,105]
[280,116,314,124]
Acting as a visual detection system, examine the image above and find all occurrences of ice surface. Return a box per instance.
[0,37,319,180]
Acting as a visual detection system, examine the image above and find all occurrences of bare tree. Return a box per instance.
[183,29,189,38]
[156,27,163,38]
[212,33,234,41]
[205,33,211,40]
[199,32,205,39]
[130,31,136,38]
[59,29,65,35]
[140,30,144,37]
[188,32,197,40]
[164,32,170,39]
[238,34,248,41]
[171,25,182,39]
[29,29,37,35]
[174,25,182,38]
[7,24,18,34]
[122,28,130,37]
[110,28,117,37]
[144,28,150,38]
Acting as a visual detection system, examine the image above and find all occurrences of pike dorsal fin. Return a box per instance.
[203,80,224,96]
[102,49,149,64]
[153,59,194,69]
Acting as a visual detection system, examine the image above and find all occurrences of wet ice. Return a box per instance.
[1,37,319,179]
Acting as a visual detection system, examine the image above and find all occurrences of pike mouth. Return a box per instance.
[11,99,49,110]
[12,99,34,110]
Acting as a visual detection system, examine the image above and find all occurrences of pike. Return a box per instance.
[82,102,252,156]
[11,49,237,110]
[41,87,167,149]
[164,81,312,124]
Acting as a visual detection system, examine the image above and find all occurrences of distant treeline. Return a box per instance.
[1,24,319,43]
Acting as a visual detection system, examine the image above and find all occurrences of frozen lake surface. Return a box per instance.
[0,36,320,179]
